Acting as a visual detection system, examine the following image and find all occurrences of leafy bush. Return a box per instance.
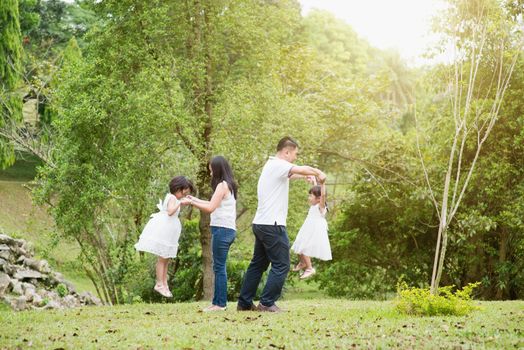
[226,259,249,301]
[396,282,481,316]
[55,283,68,298]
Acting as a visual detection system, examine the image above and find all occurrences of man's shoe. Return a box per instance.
[237,303,257,311]
[256,303,282,313]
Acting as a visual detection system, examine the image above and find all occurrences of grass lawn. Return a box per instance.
[1,299,523,349]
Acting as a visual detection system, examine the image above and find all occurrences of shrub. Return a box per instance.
[56,283,68,298]
[396,282,481,316]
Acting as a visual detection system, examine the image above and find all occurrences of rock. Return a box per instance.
[22,283,36,302]
[0,244,11,260]
[23,258,51,274]
[0,233,104,311]
[10,279,23,295]
[13,269,44,280]
[1,262,16,275]
[64,281,76,295]
[10,245,30,258]
[44,290,59,301]
[62,295,80,308]
[32,293,43,307]
[13,238,25,247]
[11,296,30,311]
[0,258,7,272]
[24,290,36,302]
[43,300,62,310]
[22,282,36,291]
[0,234,16,245]
[49,271,65,287]
[79,291,102,306]
[21,241,34,256]
[38,260,51,274]
[0,272,11,296]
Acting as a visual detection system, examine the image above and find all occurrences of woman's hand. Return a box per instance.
[180,197,192,206]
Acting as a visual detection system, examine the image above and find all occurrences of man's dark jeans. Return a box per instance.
[238,224,290,308]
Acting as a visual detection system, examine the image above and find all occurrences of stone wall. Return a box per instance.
[0,233,101,311]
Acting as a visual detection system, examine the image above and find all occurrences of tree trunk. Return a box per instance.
[495,229,508,300]
[198,0,215,301]
[434,225,449,293]
[199,210,213,300]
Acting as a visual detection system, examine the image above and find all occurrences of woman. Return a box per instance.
[187,156,238,312]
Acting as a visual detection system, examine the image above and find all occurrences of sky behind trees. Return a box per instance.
[299,0,448,66]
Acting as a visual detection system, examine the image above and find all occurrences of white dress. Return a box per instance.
[291,204,332,261]
[134,193,182,258]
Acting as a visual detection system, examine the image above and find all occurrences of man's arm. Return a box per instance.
[289,165,326,183]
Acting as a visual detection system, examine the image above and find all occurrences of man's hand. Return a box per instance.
[306,175,317,185]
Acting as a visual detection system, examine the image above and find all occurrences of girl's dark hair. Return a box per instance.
[309,185,322,197]
[169,176,195,195]
[210,156,238,199]
[309,185,328,211]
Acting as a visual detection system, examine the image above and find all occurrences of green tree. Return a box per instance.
[416,0,523,293]
[36,0,319,303]
[0,0,23,168]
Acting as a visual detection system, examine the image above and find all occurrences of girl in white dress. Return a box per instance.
[135,176,194,297]
[291,178,332,279]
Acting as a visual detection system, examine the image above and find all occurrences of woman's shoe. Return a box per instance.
[300,268,316,279]
[203,304,226,312]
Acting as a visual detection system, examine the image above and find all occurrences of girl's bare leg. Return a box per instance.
[155,257,166,287]
[163,259,170,288]
[293,254,307,271]
[300,255,316,279]
[303,255,313,270]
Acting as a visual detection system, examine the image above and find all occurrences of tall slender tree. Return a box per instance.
[0,0,23,168]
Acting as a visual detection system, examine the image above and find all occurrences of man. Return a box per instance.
[237,137,327,312]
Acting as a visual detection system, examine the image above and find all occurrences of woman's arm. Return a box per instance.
[166,196,182,216]
[188,182,229,214]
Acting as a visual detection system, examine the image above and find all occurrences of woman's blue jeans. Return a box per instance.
[211,226,236,307]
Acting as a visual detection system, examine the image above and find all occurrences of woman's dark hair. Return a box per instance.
[210,156,238,199]
[169,176,195,195]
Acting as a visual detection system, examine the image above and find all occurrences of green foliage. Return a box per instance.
[34,0,324,303]
[55,283,68,298]
[396,282,481,316]
[11,0,523,304]
[0,0,24,169]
